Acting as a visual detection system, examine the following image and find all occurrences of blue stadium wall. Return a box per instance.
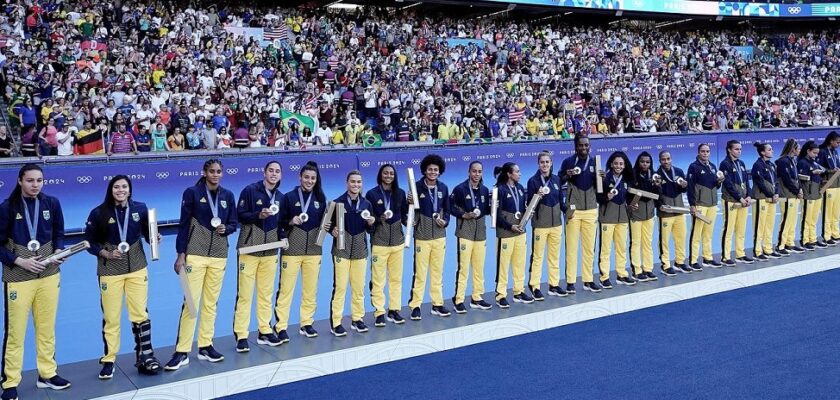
[0,127,834,368]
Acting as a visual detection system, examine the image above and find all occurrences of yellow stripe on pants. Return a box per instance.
[409,237,446,309]
[175,255,226,353]
[370,245,404,316]
[659,215,687,268]
[599,223,630,280]
[823,187,840,240]
[801,198,823,244]
[2,273,60,389]
[630,219,654,274]
[495,234,526,300]
[565,208,597,284]
[753,199,777,256]
[454,238,486,304]
[233,254,278,340]
[274,255,320,332]
[528,226,563,290]
[331,257,367,328]
[690,205,717,264]
[777,198,800,249]
[721,201,749,260]
[99,268,149,363]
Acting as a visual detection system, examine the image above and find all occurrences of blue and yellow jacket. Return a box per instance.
[414,179,450,240]
[560,154,598,210]
[365,185,407,247]
[687,159,721,207]
[176,183,238,258]
[237,181,287,257]
[719,157,751,203]
[0,193,65,282]
[526,171,566,228]
[496,182,526,238]
[331,192,374,260]
[450,179,491,241]
[282,187,326,256]
[751,159,780,200]
[775,155,800,198]
[84,200,151,276]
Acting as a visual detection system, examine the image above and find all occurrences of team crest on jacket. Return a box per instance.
[42,210,51,220]
[221,200,228,208]
[132,213,140,222]
[314,201,320,209]
[377,199,383,204]
[9,291,16,301]
[256,199,263,205]
[108,217,116,224]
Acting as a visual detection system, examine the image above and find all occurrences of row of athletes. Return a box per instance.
[1,131,838,400]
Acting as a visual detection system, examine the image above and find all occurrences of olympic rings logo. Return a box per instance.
[76,176,92,184]
[156,172,170,179]
[290,165,301,171]
[411,159,421,165]
[226,168,239,175]
[462,156,471,161]
[506,153,514,158]
[360,161,371,167]
[787,6,801,14]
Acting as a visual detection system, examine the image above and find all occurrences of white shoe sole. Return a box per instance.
[513,297,534,304]
[351,326,368,333]
[386,316,406,324]
[736,259,754,264]
[298,329,317,338]
[469,303,493,309]
[235,347,250,353]
[197,353,224,363]
[616,280,636,286]
[330,330,347,337]
[547,290,568,297]
[257,338,282,347]
[164,357,189,371]
[97,373,113,380]
[36,381,71,390]
[582,286,602,293]
[430,310,451,317]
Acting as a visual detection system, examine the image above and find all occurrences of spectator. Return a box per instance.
[56,125,75,156]
[108,125,138,156]
[151,124,168,152]
[0,127,16,158]
[167,128,186,152]
[136,127,153,153]
[38,118,58,156]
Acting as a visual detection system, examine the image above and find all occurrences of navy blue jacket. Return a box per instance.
[526,171,567,211]
[282,187,326,232]
[365,185,408,225]
[331,192,375,235]
[176,184,238,254]
[775,156,800,196]
[415,179,450,222]
[450,180,492,217]
[0,193,65,266]
[496,182,526,231]
[719,157,751,202]
[751,159,780,198]
[655,166,687,199]
[84,200,151,256]
[818,145,840,171]
[237,181,287,238]
[686,159,721,206]
[798,157,824,184]
[560,154,596,190]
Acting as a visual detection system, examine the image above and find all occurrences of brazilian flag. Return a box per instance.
[280,110,318,134]
[363,134,382,148]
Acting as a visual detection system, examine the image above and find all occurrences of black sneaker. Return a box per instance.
[197,345,224,363]
[600,279,613,289]
[36,375,71,390]
[453,303,468,314]
[803,243,816,251]
[513,292,535,303]
[469,299,493,310]
[387,310,406,324]
[755,254,770,262]
[235,339,250,353]
[644,271,658,281]
[278,329,292,343]
[616,276,636,286]
[583,282,602,293]
[298,325,317,338]
[719,259,735,267]
[331,325,347,337]
[634,273,649,282]
[351,320,369,333]
[1,387,17,400]
[566,283,577,294]
[815,241,829,248]
[662,267,677,277]
[532,288,545,301]
[548,285,568,297]
[825,239,837,246]
[257,332,282,347]
[410,307,422,321]
[431,305,451,317]
[164,352,189,371]
[496,297,511,309]
[677,264,693,273]
[789,246,806,253]
[98,362,114,380]
[690,263,703,272]
[736,256,755,264]
[776,248,790,256]
[768,251,782,259]
[374,315,387,327]
[704,259,722,268]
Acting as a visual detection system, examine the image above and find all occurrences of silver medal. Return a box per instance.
[384,209,394,219]
[432,212,440,220]
[716,170,724,180]
[27,240,40,252]
[473,208,481,217]
[299,213,309,223]
[571,166,582,175]
[676,177,686,185]
[360,209,372,220]
[514,211,522,220]
[118,242,130,252]
[269,203,280,215]
[540,186,550,195]
[610,188,619,196]
[211,217,222,228]
[653,173,662,183]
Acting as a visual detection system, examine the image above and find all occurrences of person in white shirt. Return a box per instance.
[56,125,75,156]
[135,103,156,131]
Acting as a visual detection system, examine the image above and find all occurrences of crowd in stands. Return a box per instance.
[1,0,839,157]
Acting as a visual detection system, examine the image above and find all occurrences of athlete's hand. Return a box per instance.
[14,257,46,273]
[174,253,186,274]
[258,208,272,219]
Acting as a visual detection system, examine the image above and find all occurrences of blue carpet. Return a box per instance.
[220,269,840,400]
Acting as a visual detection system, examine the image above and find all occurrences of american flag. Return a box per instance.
[508,108,525,124]
[264,23,289,42]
